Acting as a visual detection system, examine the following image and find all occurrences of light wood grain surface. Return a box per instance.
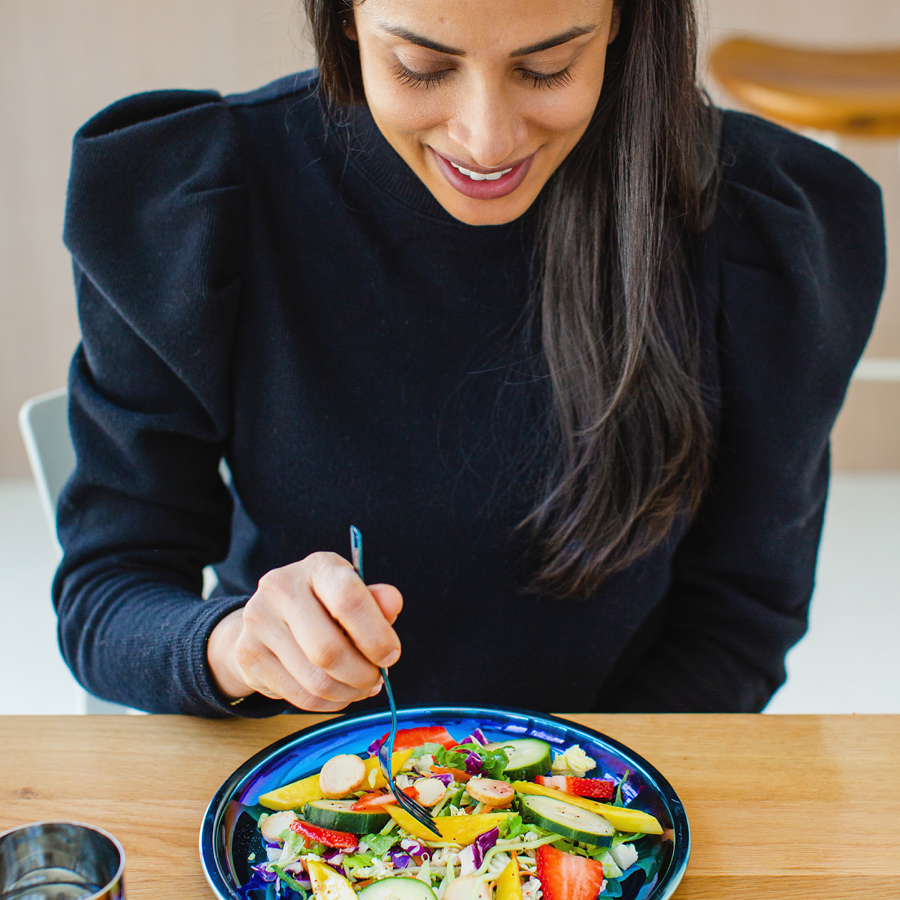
[1,715,898,899]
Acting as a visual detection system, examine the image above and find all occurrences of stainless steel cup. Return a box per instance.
[0,822,124,900]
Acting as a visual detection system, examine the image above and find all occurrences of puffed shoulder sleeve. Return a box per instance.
[606,112,886,712]
[54,91,281,716]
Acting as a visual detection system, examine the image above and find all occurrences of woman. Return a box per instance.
[55,0,884,717]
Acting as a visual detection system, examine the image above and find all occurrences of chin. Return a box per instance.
[447,201,532,226]
[431,186,540,226]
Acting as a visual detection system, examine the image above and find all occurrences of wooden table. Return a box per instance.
[1,715,898,899]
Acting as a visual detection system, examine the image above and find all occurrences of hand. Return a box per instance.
[207,551,403,711]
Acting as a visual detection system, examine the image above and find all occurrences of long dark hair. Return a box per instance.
[303,0,714,598]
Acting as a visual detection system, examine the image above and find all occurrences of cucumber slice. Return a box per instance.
[303,799,390,834]
[358,877,438,899]
[518,794,615,847]
[484,738,552,780]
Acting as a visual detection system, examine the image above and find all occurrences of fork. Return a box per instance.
[350,526,440,837]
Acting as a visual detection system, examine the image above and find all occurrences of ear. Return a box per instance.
[341,9,359,42]
[607,4,621,44]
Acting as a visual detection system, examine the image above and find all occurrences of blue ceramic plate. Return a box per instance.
[200,706,689,900]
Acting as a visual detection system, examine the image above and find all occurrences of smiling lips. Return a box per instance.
[450,160,512,181]
[432,149,534,200]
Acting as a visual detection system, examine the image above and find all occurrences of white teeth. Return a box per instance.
[450,161,513,181]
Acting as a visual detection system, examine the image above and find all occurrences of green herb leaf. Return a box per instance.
[613,831,644,845]
[631,853,659,878]
[600,877,623,898]
[479,747,512,780]
[614,770,630,808]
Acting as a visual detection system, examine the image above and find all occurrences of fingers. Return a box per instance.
[219,552,402,714]
[304,553,402,669]
[250,607,372,703]
[369,583,403,625]
[235,639,352,713]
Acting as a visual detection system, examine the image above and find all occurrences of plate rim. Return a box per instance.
[200,705,690,900]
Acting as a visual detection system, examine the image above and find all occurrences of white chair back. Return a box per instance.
[18,388,131,715]
[18,388,74,553]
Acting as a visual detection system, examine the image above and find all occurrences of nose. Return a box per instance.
[446,78,527,168]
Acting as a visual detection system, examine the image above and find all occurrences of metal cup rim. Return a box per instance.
[0,820,125,900]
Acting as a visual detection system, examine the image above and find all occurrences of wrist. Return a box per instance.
[207,607,251,700]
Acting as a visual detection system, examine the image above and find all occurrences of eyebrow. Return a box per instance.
[377,23,596,58]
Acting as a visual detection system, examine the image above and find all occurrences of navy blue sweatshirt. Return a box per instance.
[55,71,885,716]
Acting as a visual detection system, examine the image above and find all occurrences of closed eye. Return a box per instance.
[517,66,575,89]
[393,61,577,91]
[393,62,452,88]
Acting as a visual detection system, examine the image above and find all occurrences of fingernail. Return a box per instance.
[378,649,400,668]
[369,682,383,697]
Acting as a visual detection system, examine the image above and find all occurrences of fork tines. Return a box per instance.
[379,743,439,835]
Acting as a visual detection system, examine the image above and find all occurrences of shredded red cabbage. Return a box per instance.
[400,838,431,858]
[471,827,499,868]
[390,851,414,869]
[250,865,277,884]
[282,864,308,880]
[462,727,489,747]
[464,751,484,775]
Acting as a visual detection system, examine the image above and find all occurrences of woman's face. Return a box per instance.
[347,0,618,226]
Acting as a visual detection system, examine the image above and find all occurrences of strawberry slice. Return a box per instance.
[536,845,605,900]
[289,818,357,849]
[350,787,419,811]
[535,775,615,800]
[378,726,459,752]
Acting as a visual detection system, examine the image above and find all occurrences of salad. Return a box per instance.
[247,724,664,900]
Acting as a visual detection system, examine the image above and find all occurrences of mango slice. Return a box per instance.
[512,782,663,834]
[362,757,388,790]
[258,773,324,811]
[495,853,523,900]
[387,806,511,844]
[391,748,416,776]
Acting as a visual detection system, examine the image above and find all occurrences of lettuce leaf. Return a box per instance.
[409,743,444,760]
[361,833,398,857]
[434,744,510,780]
[498,814,527,840]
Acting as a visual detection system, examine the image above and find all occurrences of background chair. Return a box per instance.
[19,388,132,715]
[709,40,900,138]
[710,38,900,388]
[19,388,224,714]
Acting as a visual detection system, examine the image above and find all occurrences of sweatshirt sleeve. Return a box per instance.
[54,90,284,716]
[603,112,886,712]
